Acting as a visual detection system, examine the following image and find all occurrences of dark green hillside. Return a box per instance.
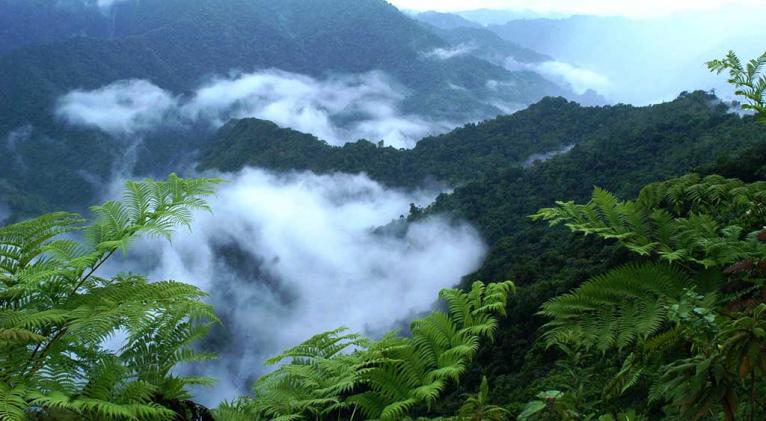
[416,92,766,413]
[201,91,758,195]
[199,97,608,185]
[0,0,109,54]
[423,92,761,282]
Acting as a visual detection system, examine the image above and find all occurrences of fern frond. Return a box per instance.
[541,263,688,351]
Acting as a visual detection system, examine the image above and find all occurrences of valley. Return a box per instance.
[0,1,764,420]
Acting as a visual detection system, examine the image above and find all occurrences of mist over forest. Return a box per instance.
[1,1,765,420]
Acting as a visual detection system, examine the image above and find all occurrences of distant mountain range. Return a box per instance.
[416,8,761,105]
[0,0,594,217]
[0,0,581,128]
[4,1,752,220]
[414,12,550,66]
[486,13,763,104]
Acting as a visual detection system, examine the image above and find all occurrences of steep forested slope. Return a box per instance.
[201,91,761,196]
[199,97,610,186]
[0,0,109,54]
[417,93,766,414]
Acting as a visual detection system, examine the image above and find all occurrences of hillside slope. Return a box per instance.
[0,0,575,217]
[201,92,760,194]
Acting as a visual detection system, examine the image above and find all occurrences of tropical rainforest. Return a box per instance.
[1,0,765,420]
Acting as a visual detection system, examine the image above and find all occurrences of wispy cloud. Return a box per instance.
[55,80,178,136]
[104,168,487,404]
[505,58,610,95]
[534,61,611,95]
[55,70,453,148]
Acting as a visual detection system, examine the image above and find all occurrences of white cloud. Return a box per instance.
[55,80,177,136]
[504,58,610,95]
[56,71,452,148]
[104,168,486,404]
[390,0,766,18]
[421,44,477,60]
[535,61,611,95]
[183,70,449,148]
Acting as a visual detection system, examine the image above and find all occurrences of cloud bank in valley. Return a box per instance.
[390,0,766,18]
[55,71,452,148]
[504,58,611,96]
[56,80,178,136]
[104,168,487,404]
[535,61,611,95]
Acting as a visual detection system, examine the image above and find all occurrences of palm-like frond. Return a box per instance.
[0,174,220,420]
[540,263,688,352]
[708,50,766,121]
[532,175,766,269]
[231,281,515,420]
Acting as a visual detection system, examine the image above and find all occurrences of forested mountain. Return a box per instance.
[0,0,581,220]
[199,96,608,185]
[0,0,109,54]
[201,91,761,193]
[414,10,550,66]
[423,24,550,66]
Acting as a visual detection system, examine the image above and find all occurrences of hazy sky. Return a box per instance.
[390,0,766,17]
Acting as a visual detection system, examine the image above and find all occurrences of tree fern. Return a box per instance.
[217,281,515,421]
[0,174,221,420]
[532,175,766,269]
[540,263,690,351]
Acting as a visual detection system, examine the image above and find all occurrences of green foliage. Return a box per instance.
[457,376,509,421]
[539,263,690,352]
[215,281,515,421]
[533,174,766,268]
[199,97,601,188]
[517,390,579,421]
[0,174,221,420]
[708,51,766,121]
[534,175,766,420]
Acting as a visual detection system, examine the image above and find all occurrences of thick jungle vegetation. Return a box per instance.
[0,50,764,420]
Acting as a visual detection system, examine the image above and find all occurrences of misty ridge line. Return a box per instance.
[53,69,458,149]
